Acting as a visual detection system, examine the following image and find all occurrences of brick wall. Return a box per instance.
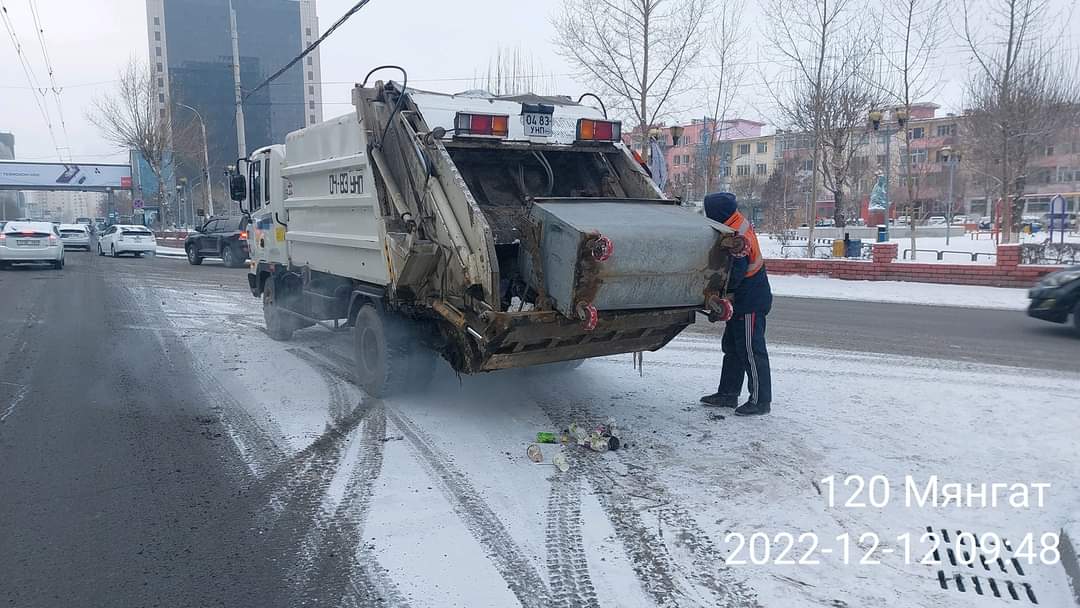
[766,243,1064,288]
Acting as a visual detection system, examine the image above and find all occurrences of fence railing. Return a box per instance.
[902,249,996,262]
[779,242,873,259]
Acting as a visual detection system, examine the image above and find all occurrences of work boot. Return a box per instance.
[700,392,739,408]
[734,401,771,416]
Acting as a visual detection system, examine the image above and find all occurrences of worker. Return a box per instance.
[699,192,773,416]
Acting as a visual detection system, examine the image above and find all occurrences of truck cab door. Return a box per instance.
[248,147,287,264]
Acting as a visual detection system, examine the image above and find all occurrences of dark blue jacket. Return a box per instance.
[728,256,772,316]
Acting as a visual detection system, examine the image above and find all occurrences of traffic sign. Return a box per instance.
[133,198,144,209]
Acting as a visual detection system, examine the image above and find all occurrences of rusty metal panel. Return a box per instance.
[522,200,724,318]
[477,307,695,370]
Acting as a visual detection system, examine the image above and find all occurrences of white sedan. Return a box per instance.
[0,221,65,269]
[97,224,156,257]
[58,223,91,250]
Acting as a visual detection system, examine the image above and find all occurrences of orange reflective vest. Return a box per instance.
[723,210,764,278]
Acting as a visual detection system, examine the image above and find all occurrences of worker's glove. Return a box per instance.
[730,235,751,258]
[707,297,734,323]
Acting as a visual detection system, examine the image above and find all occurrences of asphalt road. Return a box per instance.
[692,294,1080,373]
[1,248,1075,606]
[0,250,295,607]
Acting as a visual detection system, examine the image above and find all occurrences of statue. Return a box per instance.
[869,173,890,212]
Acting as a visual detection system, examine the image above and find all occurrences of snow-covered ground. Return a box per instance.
[121,276,1080,608]
[769,275,1030,310]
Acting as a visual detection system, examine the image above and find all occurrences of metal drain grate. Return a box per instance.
[929,526,1039,604]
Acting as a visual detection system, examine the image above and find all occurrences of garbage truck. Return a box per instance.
[229,69,743,396]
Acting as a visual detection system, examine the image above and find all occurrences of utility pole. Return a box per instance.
[229,0,247,159]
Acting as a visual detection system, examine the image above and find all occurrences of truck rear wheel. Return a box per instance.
[263,280,294,341]
[352,305,435,397]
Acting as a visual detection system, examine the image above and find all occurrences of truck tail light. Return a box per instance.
[577,119,621,142]
[240,231,248,240]
[455,112,509,138]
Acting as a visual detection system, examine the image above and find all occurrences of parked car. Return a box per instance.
[1028,266,1080,333]
[927,216,948,226]
[97,224,155,257]
[950,215,969,225]
[58,223,91,250]
[184,216,249,268]
[0,221,64,269]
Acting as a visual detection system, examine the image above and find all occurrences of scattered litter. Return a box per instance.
[535,432,558,444]
[708,413,726,421]
[566,418,621,452]
[381,435,405,442]
[527,444,543,463]
[553,451,569,472]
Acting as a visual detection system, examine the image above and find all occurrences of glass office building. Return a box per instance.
[145,0,322,188]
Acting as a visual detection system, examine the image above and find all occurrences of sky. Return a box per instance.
[1,0,1077,165]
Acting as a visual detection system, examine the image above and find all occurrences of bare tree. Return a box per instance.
[553,0,711,152]
[764,0,870,254]
[701,0,748,193]
[472,46,558,96]
[870,0,947,258]
[88,59,172,226]
[818,74,881,227]
[961,0,1080,242]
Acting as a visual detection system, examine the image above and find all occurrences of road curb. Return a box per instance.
[1062,522,1080,606]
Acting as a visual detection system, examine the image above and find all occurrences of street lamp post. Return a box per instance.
[941,145,958,245]
[176,102,215,217]
[223,165,235,215]
[176,182,185,229]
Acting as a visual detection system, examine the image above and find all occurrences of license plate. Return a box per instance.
[523,112,552,138]
[132,237,142,242]
[17,239,39,247]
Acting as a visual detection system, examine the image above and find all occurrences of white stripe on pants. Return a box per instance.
[745,312,759,403]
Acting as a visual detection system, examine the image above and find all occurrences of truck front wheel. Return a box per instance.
[352,305,435,397]
[263,280,295,341]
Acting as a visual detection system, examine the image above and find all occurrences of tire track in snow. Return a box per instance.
[534,391,760,608]
[546,468,601,608]
[286,348,409,607]
[315,405,411,608]
[292,346,555,608]
[386,407,551,608]
[119,281,288,478]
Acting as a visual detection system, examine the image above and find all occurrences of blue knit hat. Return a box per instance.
[703,192,738,223]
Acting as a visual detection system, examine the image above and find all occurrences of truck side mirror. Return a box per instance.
[230,173,247,202]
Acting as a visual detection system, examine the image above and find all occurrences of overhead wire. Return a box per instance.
[26,0,71,160]
[0,0,62,160]
[242,0,375,100]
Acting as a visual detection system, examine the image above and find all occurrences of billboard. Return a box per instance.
[0,161,132,191]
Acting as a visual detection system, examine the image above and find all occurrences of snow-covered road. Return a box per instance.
[130,269,1080,608]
